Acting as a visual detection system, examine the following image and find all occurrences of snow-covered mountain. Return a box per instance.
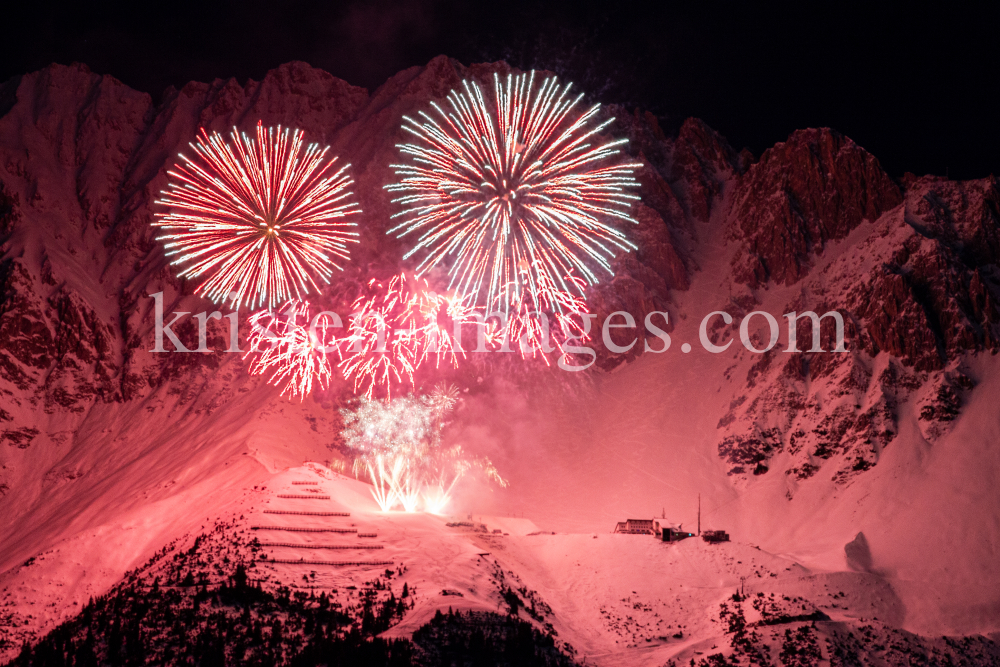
[1,58,999,664]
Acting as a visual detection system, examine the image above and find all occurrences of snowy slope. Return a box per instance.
[7,463,997,665]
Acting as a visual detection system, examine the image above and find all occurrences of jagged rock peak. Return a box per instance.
[669,117,742,222]
[728,127,902,287]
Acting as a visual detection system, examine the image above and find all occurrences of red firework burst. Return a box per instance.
[154,122,360,310]
[487,264,593,364]
[339,275,420,400]
[339,273,485,399]
[395,280,480,370]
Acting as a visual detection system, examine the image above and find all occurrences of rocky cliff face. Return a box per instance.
[728,128,904,287]
[715,172,1000,487]
[3,59,1000,491]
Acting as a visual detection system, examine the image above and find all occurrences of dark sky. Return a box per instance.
[2,1,997,179]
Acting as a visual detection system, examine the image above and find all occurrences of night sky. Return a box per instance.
[2,1,997,180]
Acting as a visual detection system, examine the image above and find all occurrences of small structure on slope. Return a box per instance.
[613,518,661,535]
[662,526,695,542]
[702,529,730,543]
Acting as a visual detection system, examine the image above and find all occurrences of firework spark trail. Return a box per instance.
[418,462,463,515]
[363,456,399,512]
[339,275,420,401]
[420,484,453,515]
[421,445,507,514]
[245,300,341,400]
[389,459,422,512]
[360,453,423,513]
[394,275,481,370]
[386,71,641,321]
[154,122,360,310]
[425,381,460,412]
[493,265,593,363]
[339,274,487,399]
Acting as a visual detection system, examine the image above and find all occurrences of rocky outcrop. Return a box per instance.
[728,128,903,287]
[669,117,743,222]
[716,175,1000,485]
[0,254,119,417]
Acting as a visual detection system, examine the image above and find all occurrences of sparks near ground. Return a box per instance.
[341,385,506,513]
[153,122,361,310]
[386,71,642,320]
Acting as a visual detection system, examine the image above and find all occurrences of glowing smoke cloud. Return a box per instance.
[154,122,361,310]
[386,71,641,322]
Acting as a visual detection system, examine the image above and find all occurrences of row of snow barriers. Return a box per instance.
[251,479,391,568]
